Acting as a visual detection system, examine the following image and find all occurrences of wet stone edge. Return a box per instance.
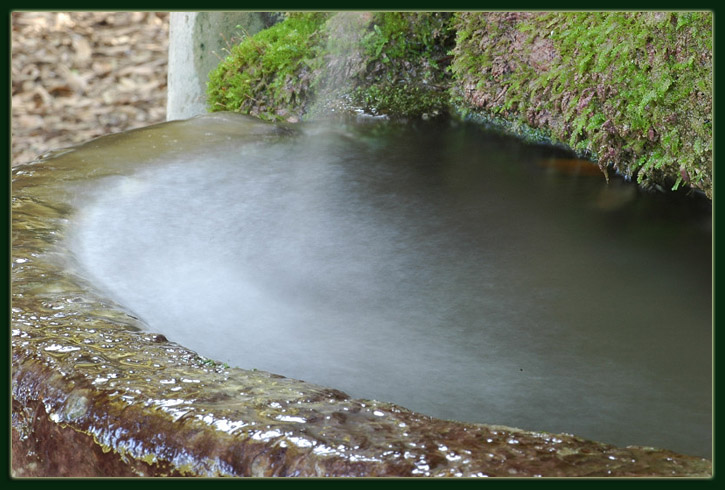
[10,114,713,477]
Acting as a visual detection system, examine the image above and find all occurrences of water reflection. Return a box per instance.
[67,119,712,458]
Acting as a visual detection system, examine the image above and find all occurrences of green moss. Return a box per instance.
[348,12,455,118]
[207,11,712,197]
[450,11,712,197]
[207,12,455,121]
[206,12,331,121]
[348,84,444,118]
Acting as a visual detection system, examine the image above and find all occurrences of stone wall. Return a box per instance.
[450,12,712,198]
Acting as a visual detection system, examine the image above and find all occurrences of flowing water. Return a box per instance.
[67,118,712,458]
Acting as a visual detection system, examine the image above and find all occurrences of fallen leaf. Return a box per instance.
[11,11,169,165]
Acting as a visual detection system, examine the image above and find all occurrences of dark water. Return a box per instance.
[69,119,712,458]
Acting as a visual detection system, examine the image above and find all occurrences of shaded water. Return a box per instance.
[67,118,712,458]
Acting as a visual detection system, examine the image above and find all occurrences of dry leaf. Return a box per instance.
[11,11,169,165]
[71,35,93,66]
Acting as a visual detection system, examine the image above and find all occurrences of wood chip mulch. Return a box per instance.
[11,12,169,166]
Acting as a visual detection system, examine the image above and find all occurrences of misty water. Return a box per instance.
[68,118,712,458]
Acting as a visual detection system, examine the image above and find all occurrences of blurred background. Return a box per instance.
[11,12,170,166]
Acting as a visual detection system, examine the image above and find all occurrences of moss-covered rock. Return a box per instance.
[207,12,454,121]
[345,12,454,118]
[450,11,713,197]
[206,11,712,198]
[206,12,331,121]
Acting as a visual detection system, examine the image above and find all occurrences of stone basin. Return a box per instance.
[11,113,712,477]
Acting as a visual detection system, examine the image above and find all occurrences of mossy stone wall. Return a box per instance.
[450,12,712,197]
[206,12,453,121]
[206,11,712,198]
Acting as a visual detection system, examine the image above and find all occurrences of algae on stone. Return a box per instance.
[206,11,712,198]
[206,12,331,122]
[345,12,454,119]
[450,11,712,197]
[207,12,454,121]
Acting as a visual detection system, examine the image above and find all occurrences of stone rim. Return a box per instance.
[11,113,713,477]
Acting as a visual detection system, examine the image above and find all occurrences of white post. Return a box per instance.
[167,12,277,121]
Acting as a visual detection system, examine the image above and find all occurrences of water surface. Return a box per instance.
[68,119,712,458]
